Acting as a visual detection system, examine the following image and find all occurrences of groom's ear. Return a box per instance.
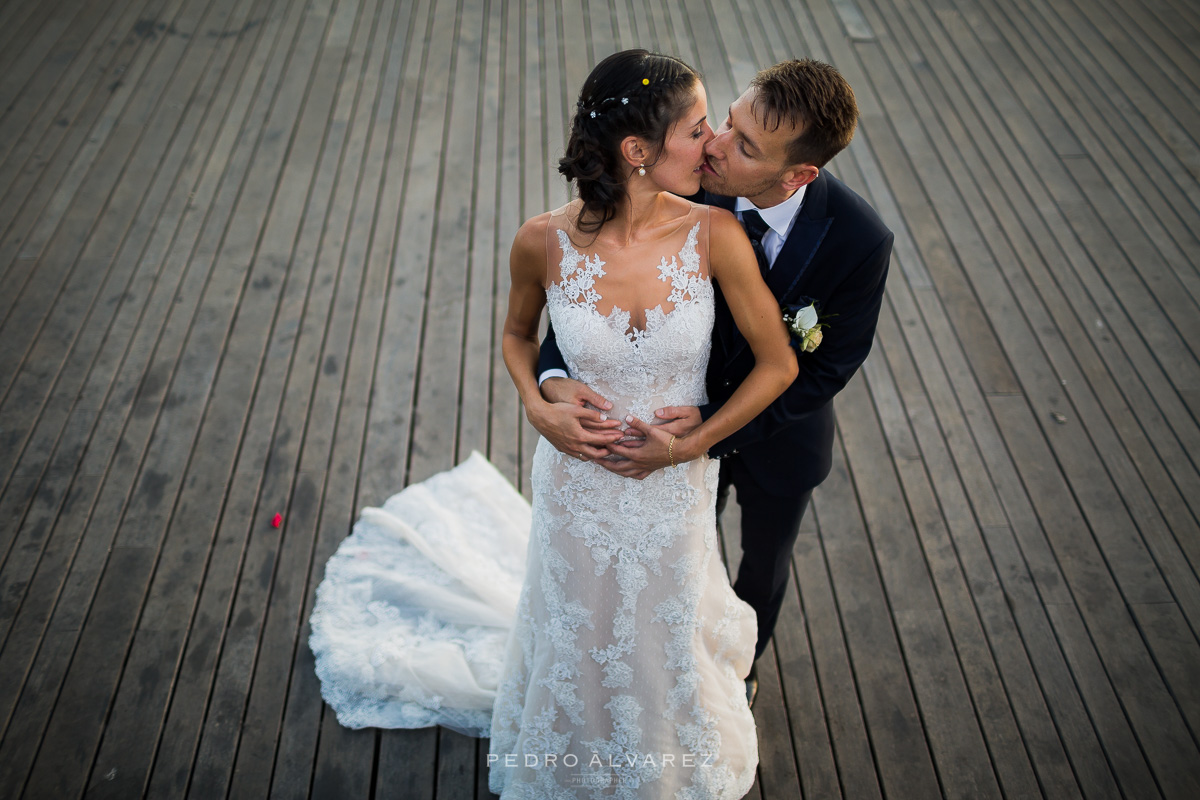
[780,164,819,192]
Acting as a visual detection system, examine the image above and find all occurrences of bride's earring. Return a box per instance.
[638,164,646,177]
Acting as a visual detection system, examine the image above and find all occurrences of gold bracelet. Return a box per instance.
[669,435,676,468]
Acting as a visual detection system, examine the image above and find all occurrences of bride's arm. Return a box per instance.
[502,216,625,460]
[607,209,797,474]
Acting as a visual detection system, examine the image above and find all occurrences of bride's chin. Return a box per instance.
[668,175,702,197]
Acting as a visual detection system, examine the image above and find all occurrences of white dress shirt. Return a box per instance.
[734,184,807,269]
[538,187,807,385]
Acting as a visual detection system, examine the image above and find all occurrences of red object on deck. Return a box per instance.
[271,513,282,528]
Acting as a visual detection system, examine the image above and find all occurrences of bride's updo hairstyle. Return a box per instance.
[559,49,700,233]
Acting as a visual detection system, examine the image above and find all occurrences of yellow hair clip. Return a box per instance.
[642,78,650,85]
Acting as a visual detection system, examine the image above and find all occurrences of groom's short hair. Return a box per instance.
[751,59,858,168]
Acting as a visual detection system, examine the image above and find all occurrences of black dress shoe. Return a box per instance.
[745,663,758,708]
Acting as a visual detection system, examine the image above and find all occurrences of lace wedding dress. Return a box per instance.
[310,201,758,799]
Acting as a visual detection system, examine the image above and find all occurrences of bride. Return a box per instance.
[310,50,797,799]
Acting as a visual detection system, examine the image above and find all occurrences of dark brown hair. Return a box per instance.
[750,59,858,167]
[559,49,700,233]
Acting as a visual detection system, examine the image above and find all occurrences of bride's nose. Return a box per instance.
[703,130,724,159]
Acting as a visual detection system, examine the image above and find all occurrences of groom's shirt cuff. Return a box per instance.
[538,369,569,386]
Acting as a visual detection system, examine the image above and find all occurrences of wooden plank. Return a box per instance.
[408,0,483,484]
[353,0,446,500]
[870,306,1065,798]
[706,0,767,96]
[0,0,87,104]
[899,0,1200,578]
[309,0,435,791]
[837,368,1004,799]
[1003,0,1200,302]
[219,6,386,799]
[855,1,1200,698]
[0,0,271,651]
[863,0,1200,663]
[169,2,349,795]
[0,0,173,325]
[926,0,1200,412]
[487,0,523,491]
[0,0,51,67]
[896,0,1200,555]
[82,1,359,797]
[791,511,884,800]
[0,0,321,794]
[0,0,127,193]
[1062,153,1200,377]
[0,0,291,751]
[883,240,1124,800]
[0,0,181,446]
[362,5,462,796]
[769,543,844,800]
[815,426,943,799]
[1,0,1198,797]
[261,6,403,796]
[0,0,206,376]
[375,729,436,800]
[893,0,1200,730]
[990,394,1200,798]
[1131,0,1200,81]
[0,0,256,744]
[456,0,503,462]
[1044,0,1200,175]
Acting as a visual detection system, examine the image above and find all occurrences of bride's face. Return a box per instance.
[644,82,713,196]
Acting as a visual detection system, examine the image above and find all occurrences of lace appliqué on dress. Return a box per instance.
[490,212,757,799]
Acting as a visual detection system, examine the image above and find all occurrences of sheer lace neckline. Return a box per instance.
[551,220,707,342]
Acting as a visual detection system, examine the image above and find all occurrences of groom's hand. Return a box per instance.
[529,377,623,460]
[541,377,618,432]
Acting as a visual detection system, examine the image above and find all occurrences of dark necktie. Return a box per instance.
[741,209,771,278]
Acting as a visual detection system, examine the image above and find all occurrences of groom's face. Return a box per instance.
[699,88,804,202]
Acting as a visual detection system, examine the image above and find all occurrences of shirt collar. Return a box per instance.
[735,184,807,237]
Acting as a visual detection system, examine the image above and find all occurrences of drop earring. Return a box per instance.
[638,164,646,177]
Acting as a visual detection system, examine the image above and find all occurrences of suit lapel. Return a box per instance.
[767,172,831,302]
[716,172,833,364]
[706,192,739,355]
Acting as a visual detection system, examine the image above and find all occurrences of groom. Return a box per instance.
[533,59,893,703]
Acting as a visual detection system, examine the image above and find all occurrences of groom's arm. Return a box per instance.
[536,320,569,381]
[702,231,893,457]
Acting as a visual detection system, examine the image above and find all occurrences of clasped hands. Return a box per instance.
[531,377,702,480]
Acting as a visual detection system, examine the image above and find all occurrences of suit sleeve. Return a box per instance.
[537,319,569,377]
[703,231,893,458]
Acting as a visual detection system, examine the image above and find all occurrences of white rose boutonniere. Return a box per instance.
[782,302,826,353]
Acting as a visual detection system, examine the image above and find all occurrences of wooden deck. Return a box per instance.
[1,0,1199,796]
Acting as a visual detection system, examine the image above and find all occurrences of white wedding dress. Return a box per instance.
[310,201,758,799]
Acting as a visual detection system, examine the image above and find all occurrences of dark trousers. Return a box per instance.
[716,455,813,660]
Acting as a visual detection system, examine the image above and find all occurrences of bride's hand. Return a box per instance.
[652,405,703,437]
[599,416,701,479]
[595,406,702,455]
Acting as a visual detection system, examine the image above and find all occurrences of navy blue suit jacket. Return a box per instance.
[538,170,892,495]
